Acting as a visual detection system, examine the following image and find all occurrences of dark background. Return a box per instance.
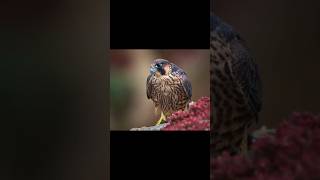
[214,0,320,128]
[0,0,107,179]
[110,0,210,49]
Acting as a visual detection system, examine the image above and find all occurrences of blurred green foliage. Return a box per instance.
[110,71,133,122]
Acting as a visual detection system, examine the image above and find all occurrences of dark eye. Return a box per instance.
[155,64,161,67]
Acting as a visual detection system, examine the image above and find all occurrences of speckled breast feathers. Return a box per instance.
[147,59,192,117]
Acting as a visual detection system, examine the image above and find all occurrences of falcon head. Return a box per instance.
[149,59,172,76]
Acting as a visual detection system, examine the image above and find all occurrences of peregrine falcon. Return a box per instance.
[146,59,192,125]
[211,15,262,156]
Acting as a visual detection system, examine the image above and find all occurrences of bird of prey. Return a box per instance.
[211,15,262,157]
[146,59,192,125]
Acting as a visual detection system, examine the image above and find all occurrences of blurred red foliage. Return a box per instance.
[161,97,210,131]
[212,112,320,180]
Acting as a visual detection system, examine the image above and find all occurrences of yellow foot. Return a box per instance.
[155,112,167,125]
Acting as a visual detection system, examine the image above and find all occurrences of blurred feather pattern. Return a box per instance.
[211,15,262,156]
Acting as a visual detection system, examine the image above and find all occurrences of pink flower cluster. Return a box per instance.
[212,112,320,180]
[161,97,210,131]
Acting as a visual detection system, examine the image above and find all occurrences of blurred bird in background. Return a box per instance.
[211,15,262,157]
[147,59,192,125]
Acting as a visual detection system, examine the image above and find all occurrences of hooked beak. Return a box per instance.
[149,65,157,74]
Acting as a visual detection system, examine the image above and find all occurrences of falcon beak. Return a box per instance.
[150,65,157,74]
